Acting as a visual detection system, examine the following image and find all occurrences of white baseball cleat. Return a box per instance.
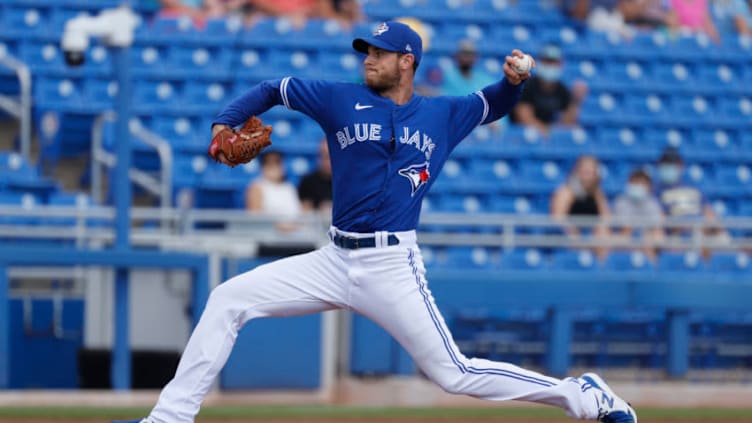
[581,373,637,423]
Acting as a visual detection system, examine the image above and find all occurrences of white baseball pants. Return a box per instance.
[148,228,600,423]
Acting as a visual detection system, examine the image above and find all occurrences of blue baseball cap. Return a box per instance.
[352,21,423,65]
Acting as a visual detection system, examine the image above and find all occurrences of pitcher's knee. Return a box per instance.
[433,373,467,395]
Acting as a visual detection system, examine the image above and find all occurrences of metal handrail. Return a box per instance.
[0,205,750,252]
[0,52,33,160]
[90,112,174,228]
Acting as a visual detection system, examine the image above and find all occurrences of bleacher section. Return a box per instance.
[1,0,751,380]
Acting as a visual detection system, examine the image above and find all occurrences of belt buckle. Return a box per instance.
[353,237,360,249]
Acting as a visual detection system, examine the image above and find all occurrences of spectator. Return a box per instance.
[439,40,496,96]
[668,0,722,42]
[621,0,672,30]
[298,139,333,213]
[511,44,588,137]
[653,147,728,252]
[562,0,636,35]
[246,0,361,28]
[613,169,665,261]
[551,155,611,258]
[246,151,301,231]
[711,0,752,37]
[158,0,230,20]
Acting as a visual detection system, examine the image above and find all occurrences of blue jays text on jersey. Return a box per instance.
[213,76,524,233]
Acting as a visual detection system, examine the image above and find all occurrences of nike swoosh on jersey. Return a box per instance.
[355,103,373,110]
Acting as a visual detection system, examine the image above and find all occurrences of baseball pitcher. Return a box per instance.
[117,21,636,423]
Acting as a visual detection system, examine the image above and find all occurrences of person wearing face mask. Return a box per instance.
[510,44,588,137]
[613,169,665,261]
[654,147,729,255]
[439,39,496,96]
[551,155,611,258]
[246,150,302,231]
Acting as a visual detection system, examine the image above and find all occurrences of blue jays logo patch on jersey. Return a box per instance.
[374,22,389,36]
[399,162,430,197]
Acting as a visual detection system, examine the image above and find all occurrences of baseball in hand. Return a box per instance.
[512,54,532,74]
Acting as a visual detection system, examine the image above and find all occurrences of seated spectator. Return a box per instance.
[562,0,636,35]
[621,0,672,30]
[440,40,496,96]
[158,0,230,21]
[654,147,729,254]
[551,156,611,258]
[511,44,588,137]
[613,169,665,261]
[711,0,752,37]
[668,0,721,42]
[324,0,364,27]
[298,139,332,213]
[246,151,301,231]
[247,0,360,28]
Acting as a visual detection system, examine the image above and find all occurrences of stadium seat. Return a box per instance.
[499,248,548,271]
[132,80,182,113]
[182,81,232,114]
[657,251,706,275]
[0,6,49,39]
[708,252,751,274]
[165,45,233,80]
[603,251,654,274]
[550,249,597,271]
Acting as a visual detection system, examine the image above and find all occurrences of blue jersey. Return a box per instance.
[214,77,522,232]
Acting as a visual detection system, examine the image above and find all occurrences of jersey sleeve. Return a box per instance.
[446,92,488,150]
[279,77,338,130]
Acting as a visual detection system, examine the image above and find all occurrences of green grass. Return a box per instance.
[0,406,751,420]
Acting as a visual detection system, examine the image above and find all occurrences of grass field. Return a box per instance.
[0,406,751,422]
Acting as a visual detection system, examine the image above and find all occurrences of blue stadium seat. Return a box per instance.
[0,191,40,225]
[499,248,547,271]
[165,45,233,79]
[516,159,563,193]
[718,96,752,127]
[657,251,706,275]
[578,92,621,126]
[0,6,49,39]
[132,80,182,113]
[603,251,654,274]
[294,19,352,50]
[18,41,66,74]
[34,77,85,111]
[546,127,594,159]
[687,129,738,162]
[141,15,196,44]
[442,246,497,269]
[670,95,716,127]
[708,252,751,274]
[550,249,597,271]
[82,78,117,111]
[490,195,534,214]
[233,47,275,82]
[267,50,320,78]
[593,60,650,91]
[648,61,696,91]
[130,44,169,78]
[318,51,360,81]
[712,164,752,197]
[239,17,303,49]
[150,115,206,153]
[622,93,670,126]
[182,81,232,114]
[592,126,656,161]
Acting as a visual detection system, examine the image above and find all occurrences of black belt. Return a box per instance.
[331,233,400,249]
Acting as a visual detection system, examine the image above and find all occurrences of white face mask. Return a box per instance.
[536,63,562,82]
[626,183,648,201]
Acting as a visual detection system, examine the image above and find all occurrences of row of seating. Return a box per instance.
[422,248,751,273]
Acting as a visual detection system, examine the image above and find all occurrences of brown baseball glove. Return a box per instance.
[208,116,272,166]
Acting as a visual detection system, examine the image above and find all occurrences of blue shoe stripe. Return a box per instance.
[407,248,556,388]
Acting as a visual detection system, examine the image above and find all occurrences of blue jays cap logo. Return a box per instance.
[399,162,430,196]
[374,22,389,36]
